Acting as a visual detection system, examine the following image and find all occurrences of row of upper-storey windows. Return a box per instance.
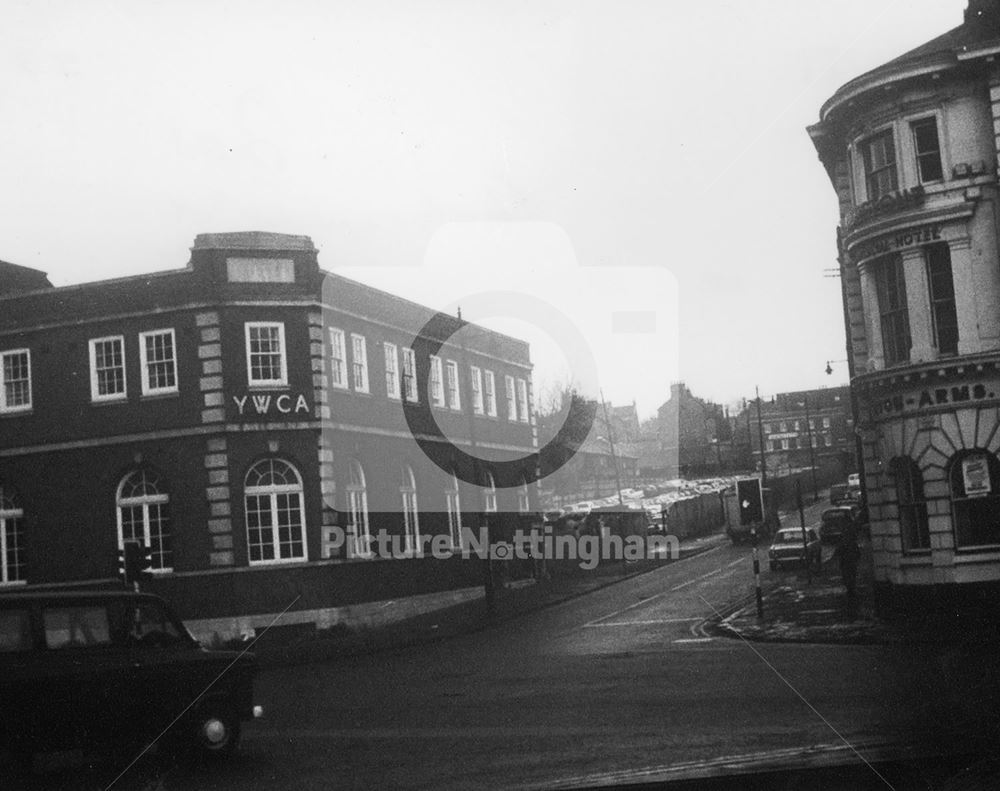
[326,325,531,423]
[853,115,944,204]
[762,418,833,434]
[0,322,532,423]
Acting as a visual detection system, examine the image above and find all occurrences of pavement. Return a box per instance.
[247,530,727,666]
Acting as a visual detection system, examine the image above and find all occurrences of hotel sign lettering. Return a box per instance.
[852,224,942,261]
[867,380,999,420]
[232,392,311,417]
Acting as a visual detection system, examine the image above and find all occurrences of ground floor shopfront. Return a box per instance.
[857,353,1000,611]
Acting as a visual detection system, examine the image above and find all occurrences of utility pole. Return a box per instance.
[803,393,819,503]
[755,385,768,490]
[600,392,625,508]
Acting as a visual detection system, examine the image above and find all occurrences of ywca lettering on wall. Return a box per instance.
[852,224,942,261]
[867,381,999,420]
[232,393,310,417]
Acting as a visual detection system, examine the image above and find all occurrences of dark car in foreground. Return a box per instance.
[0,590,262,770]
[819,506,859,544]
[768,527,822,572]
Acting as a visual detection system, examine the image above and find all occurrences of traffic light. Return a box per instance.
[118,539,153,589]
[737,477,764,526]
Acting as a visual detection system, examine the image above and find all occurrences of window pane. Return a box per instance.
[2,350,31,409]
[875,253,911,365]
[0,610,31,652]
[912,119,943,182]
[863,130,898,200]
[44,606,112,649]
[926,244,958,355]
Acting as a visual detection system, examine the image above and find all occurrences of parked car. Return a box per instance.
[829,483,851,505]
[768,527,822,572]
[819,506,858,543]
[0,589,263,770]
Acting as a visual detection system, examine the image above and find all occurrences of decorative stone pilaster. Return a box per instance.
[901,248,934,363]
[309,311,330,421]
[857,261,885,371]
[196,311,226,424]
[204,436,234,566]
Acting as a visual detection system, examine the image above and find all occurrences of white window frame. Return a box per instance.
[351,333,369,394]
[484,370,497,417]
[347,461,371,559]
[445,360,461,410]
[516,378,529,424]
[384,342,400,400]
[470,366,484,415]
[483,471,498,514]
[245,322,287,387]
[244,459,307,565]
[138,329,178,396]
[0,348,32,414]
[0,486,26,585]
[402,347,418,403]
[116,470,172,573]
[401,465,420,554]
[429,355,445,407]
[89,335,127,402]
[329,328,348,390]
[505,374,517,421]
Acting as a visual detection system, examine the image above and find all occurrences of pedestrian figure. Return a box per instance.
[835,520,861,616]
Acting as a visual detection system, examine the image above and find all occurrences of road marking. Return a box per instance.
[669,565,732,591]
[583,617,701,628]
[673,637,714,643]
[580,543,726,627]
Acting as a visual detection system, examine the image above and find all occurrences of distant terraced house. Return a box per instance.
[0,232,539,640]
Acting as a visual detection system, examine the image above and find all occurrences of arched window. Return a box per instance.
[891,457,929,552]
[445,470,462,549]
[401,464,420,554]
[0,484,25,584]
[117,469,172,571]
[950,451,1000,549]
[517,478,531,514]
[346,460,370,557]
[482,470,498,514]
[244,459,306,564]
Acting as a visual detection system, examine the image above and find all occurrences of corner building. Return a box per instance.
[809,1,1000,609]
[0,232,538,638]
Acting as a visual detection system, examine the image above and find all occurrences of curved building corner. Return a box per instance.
[810,0,1000,612]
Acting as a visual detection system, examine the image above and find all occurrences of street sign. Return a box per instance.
[736,477,764,525]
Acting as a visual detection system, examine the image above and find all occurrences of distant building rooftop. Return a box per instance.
[191,231,316,252]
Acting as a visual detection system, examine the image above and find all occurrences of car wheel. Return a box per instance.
[190,705,241,759]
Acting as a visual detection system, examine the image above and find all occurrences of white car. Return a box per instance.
[847,473,861,488]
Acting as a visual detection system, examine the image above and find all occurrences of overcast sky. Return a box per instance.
[0,0,966,418]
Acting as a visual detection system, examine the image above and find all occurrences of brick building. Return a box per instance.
[0,232,538,638]
[810,0,1000,607]
[743,386,856,478]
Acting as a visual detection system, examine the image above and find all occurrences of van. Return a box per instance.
[0,590,262,768]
